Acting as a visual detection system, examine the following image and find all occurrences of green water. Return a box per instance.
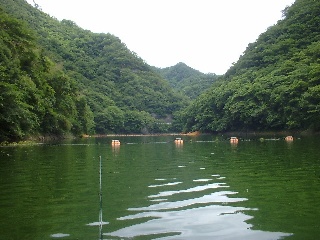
[0,135,319,239]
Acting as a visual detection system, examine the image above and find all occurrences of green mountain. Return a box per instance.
[0,0,189,141]
[155,62,219,99]
[178,0,320,133]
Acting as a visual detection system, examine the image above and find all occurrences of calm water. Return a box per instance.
[0,135,320,240]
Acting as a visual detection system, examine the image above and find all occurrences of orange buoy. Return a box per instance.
[111,140,120,145]
[230,137,239,144]
[174,138,183,144]
[285,136,293,141]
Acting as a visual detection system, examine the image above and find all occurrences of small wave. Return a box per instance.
[150,198,167,202]
[51,233,70,238]
[129,191,246,212]
[217,176,226,179]
[149,182,183,188]
[193,179,212,182]
[149,183,228,198]
[106,205,292,240]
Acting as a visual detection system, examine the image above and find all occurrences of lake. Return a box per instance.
[0,135,319,240]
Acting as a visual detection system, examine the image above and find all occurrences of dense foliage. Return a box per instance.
[0,8,94,142]
[155,62,219,99]
[178,0,320,133]
[0,0,189,141]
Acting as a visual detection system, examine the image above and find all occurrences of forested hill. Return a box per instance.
[178,0,320,133]
[155,62,220,99]
[0,0,189,141]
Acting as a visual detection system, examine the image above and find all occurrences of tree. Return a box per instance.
[95,106,124,134]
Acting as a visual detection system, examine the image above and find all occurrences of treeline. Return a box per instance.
[0,0,189,142]
[177,0,320,133]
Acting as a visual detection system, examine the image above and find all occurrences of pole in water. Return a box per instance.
[99,155,103,239]
[98,155,109,238]
[86,155,108,239]
[99,155,102,220]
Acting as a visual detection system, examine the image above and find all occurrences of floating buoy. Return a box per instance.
[174,138,183,144]
[230,137,239,144]
[111,140,120,145]
[285,136,293,141]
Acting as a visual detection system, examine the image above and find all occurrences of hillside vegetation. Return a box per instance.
[2,0,319,142]
[178,0,320,133]
[155,62,219,99]
[0,7,94,141]
[0,0,189,141]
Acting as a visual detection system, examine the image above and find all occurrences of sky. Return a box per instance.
[26,0,295,74]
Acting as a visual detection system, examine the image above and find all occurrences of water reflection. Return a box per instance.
[106,207,290,239]
[112,144,120,155]
[104,175,292,239]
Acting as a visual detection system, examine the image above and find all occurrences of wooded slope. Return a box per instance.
[178,0,320,133]
[155,62,219,99]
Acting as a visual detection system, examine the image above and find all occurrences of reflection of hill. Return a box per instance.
[104,175,291,239]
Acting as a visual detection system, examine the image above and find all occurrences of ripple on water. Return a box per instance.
[148,182,228,198]
[149,198,167,202]
[148,181,183,188]
[105,204,292,240]
[193,178,212,182]
[103,161,292,240]
[50,233,70,238]
[128,191,247,212]
[103,174,293,240]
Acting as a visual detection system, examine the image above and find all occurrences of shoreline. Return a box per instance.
[2,130,318,145]
[89,130,319,138]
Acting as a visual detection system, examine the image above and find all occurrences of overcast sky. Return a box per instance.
[26,0,295,74]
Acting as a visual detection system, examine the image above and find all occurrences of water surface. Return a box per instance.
[0,135,319,239]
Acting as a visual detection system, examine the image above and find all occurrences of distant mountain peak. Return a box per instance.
[155,62,219,99]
